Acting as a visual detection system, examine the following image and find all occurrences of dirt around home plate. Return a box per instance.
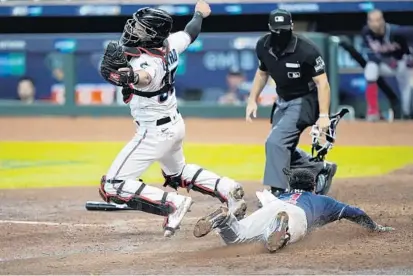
[1,117,413,274]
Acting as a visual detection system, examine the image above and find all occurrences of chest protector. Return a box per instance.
[123,40,172,98]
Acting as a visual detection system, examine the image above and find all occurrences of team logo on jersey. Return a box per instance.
[288,72,301,79]
[140,62,149,69]
[314,56,325,72]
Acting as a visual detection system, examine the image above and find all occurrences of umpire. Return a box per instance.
[246,9,337,197]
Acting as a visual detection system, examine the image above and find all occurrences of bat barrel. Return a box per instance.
[85,201,133,211]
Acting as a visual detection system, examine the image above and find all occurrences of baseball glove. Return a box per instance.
[100,41,136,86]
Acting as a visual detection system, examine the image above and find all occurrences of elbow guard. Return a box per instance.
[184,12,203,42]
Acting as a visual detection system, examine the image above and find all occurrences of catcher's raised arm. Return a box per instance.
[99,41,152,87]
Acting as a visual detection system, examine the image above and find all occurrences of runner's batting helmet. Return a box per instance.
[120,7,173,48]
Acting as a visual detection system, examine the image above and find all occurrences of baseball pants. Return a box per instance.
[103,109,242,209]
[264,93,325,191]
[365,59,413,117]
[216,197,307,245]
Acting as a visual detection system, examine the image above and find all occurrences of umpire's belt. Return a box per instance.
[136,109,180,127]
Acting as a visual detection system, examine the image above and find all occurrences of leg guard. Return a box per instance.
[162,164,244,203]
[162,166,228,203]
[162,165,246,219]
[162,170,186,191]
[99,175,175,217]
[186,168,227,203]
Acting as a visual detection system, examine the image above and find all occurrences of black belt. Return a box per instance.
[136,110,180,126]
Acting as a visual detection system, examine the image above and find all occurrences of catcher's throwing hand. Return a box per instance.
[100,41,136,86]
[195,0,211,18]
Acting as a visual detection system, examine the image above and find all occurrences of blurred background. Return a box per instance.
[0,0,412,119]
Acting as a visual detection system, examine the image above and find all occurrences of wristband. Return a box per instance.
[319,113,329,118]
[194,11,203,18]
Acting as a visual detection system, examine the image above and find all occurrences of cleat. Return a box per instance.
[163,196,193,237]
[265,211,290,253]
[228,187,247,220]
[193,206,229,238]
[230,199,247,221]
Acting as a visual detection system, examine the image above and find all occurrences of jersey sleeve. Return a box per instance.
[321,196,378,231]
[255,38,268,72]
[320,196,348,223]
[361,26,382,63]
[168,31,192,54]
[304,46,326,77]
[339,205,378,231]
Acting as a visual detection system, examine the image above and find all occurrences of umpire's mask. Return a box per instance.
[268,9,293,51]
[310,108,349,161]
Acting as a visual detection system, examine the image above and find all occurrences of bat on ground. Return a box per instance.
[85,201,134,211]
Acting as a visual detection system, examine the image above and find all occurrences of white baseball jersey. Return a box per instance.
[128,31,191,121]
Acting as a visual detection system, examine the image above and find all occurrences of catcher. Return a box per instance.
[193,168,394,253]
[97,1,246,238]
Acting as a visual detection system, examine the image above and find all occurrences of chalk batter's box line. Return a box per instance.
[0,217,198,228]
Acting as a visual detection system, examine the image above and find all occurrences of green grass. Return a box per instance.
[0,142,412,189]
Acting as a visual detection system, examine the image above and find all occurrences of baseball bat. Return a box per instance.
[85,201,134,211]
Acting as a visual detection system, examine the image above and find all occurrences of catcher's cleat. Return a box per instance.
[163,196,193,238]
[265,211,290,253]
[228,187,247,220]
[316,162,337,195]
[193,206,229,238]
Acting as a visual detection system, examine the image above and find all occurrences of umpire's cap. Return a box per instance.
[268,9,293,32]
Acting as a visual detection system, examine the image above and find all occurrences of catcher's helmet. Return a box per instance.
[283,168,316,192]
[310,108,349,161]
[120,7,173,48]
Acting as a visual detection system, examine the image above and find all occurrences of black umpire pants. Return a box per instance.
[263,92,325,190]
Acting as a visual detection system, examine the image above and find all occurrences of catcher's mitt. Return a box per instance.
[100,41,136,86]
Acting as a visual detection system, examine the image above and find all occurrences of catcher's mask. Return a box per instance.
[310,108,349,161]
[120,7,173,48]
[283,168,316,193]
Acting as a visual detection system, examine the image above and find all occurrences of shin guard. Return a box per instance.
[187,168,227,203]
[100,175,175,216]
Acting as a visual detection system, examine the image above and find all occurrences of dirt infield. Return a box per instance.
[1,118,413,274]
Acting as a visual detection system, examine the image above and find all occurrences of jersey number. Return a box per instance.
[158,66,178,103]
[286,193,302,205]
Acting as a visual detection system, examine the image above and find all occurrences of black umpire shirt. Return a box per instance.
[256,33,326,101]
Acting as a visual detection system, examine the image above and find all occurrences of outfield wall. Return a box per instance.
[0,32,340,117]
